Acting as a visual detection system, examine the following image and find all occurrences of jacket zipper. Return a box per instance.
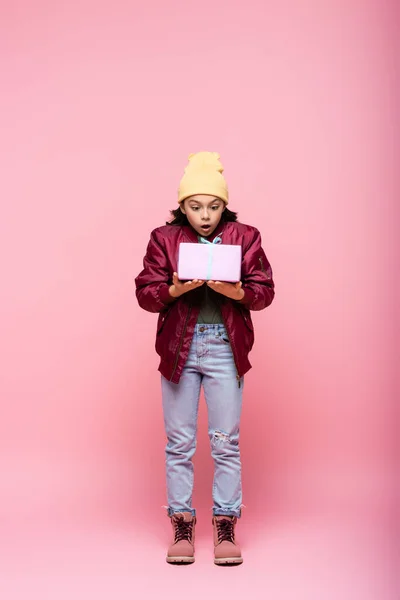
[170,306,192,382]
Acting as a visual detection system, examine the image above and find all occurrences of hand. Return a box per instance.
[207,280,245,301]
[169,272,205,298]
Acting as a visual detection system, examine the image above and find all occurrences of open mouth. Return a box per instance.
[200,225,211,232]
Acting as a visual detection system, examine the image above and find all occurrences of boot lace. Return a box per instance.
[216,518,235,543]
[173,517,194,543]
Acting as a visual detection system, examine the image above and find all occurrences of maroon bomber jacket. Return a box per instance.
[135,221,275,384]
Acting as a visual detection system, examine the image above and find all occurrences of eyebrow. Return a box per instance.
[189,198,221,205]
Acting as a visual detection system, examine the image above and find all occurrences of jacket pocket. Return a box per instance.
[157,309,170,334]
[241,309,254,332]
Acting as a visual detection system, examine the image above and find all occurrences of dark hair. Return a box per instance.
[166,206,238,226]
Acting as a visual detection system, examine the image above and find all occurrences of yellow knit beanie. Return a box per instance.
[178,151,229,204]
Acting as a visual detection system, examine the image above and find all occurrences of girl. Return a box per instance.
[135,152,275,565]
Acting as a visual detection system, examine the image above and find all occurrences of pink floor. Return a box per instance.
[2,503,395,600]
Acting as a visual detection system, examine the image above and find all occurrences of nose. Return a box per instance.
[201,209,210,221]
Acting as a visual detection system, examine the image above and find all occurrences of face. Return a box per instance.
[180,195,225,237]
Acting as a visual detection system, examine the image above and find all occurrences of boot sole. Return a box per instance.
[166,556,195,564]
[214,557,243,566]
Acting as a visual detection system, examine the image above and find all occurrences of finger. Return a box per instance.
[185,279,203,288]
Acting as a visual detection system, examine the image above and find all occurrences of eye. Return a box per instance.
[190,206,200,211]
[211,205,220,210]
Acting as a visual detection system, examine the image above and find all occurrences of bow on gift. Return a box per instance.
[199,235,222,280]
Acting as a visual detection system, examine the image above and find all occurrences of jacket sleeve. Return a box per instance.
[238,227,275,311]
[135,229,175,313]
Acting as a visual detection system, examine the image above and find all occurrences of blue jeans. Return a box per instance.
[161,324,244,518]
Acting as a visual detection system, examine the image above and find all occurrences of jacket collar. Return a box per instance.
[182,222,226,243]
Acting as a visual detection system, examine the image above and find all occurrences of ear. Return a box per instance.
[180,201,186,215]
[222,203,226,212]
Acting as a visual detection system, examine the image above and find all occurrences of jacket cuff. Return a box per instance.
[158,283,175,306]
[238,287,255,308]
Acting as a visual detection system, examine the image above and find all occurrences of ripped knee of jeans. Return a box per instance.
[211,429,232,447]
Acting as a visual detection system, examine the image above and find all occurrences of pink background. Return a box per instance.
[0,1,398,598]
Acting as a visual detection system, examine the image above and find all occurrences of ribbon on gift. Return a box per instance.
[199,235,222,280]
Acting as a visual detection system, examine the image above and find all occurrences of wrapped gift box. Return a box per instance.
[178,242,242,282]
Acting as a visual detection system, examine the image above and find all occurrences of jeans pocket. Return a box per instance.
[217,331,231,345]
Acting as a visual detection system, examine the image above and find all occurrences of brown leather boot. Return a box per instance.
[212,516,243,565]
[166,512,196,564]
